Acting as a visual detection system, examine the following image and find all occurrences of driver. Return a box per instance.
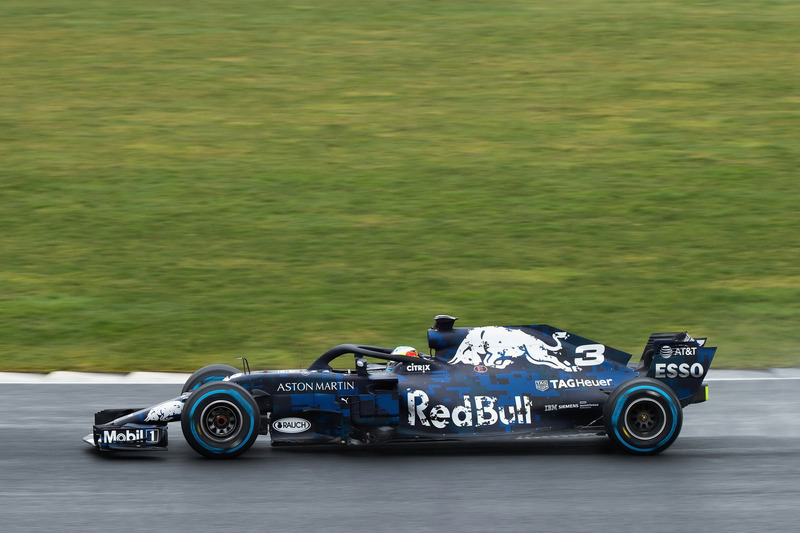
[392,346,420,358]
[386,346,426,370]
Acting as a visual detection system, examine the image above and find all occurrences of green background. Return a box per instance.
[2,0,799,372]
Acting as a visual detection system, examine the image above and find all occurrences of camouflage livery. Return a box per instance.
[85,315,716,456]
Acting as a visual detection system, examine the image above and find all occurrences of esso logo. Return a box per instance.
[655,362,705,379]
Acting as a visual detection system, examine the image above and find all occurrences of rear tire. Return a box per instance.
[181,364,239,394]
[603,378,682,455]
[181,382,260,458]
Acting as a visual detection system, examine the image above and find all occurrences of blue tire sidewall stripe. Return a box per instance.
[189,389,256,455]
[190,375,226,391]
[610,385,679,453]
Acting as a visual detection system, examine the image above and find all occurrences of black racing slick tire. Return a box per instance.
[181,364,239,394]
[603,378,683,455]
[181,382,260,459]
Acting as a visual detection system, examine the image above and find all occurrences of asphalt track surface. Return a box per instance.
[1,376,799,532]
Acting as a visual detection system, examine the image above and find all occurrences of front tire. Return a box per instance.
[181,382,260,458]
[603,378,682,455]
[181,364,239,394]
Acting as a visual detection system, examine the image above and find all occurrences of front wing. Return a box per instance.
[84,401,184,451]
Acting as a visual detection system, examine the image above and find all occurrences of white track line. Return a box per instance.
[706,376,800,381]
[0,372,191,384]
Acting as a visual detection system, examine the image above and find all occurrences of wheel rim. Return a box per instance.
[200,400,242,443]
[623,398,667,441]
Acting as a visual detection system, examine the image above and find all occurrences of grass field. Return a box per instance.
[2,0,799,372]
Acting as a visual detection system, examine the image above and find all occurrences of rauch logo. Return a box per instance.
[272,417,311,434]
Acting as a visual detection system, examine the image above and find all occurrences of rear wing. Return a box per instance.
[639,331,716,405]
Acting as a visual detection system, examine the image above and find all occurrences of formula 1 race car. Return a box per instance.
[84,315,716,457]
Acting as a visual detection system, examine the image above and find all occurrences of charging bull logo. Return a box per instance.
[448,327,576,371]
[144,400,183,422]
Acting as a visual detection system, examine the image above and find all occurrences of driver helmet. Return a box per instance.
[386,345,420,370]
[391,346,420,358]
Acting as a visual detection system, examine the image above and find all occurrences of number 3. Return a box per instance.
[574,344,605,366]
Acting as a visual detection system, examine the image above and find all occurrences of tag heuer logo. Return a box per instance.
[535,380,549,391]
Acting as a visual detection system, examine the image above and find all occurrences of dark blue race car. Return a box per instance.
[84,315,716,457]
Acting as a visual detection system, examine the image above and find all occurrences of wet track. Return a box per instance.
[1,378,799,532]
